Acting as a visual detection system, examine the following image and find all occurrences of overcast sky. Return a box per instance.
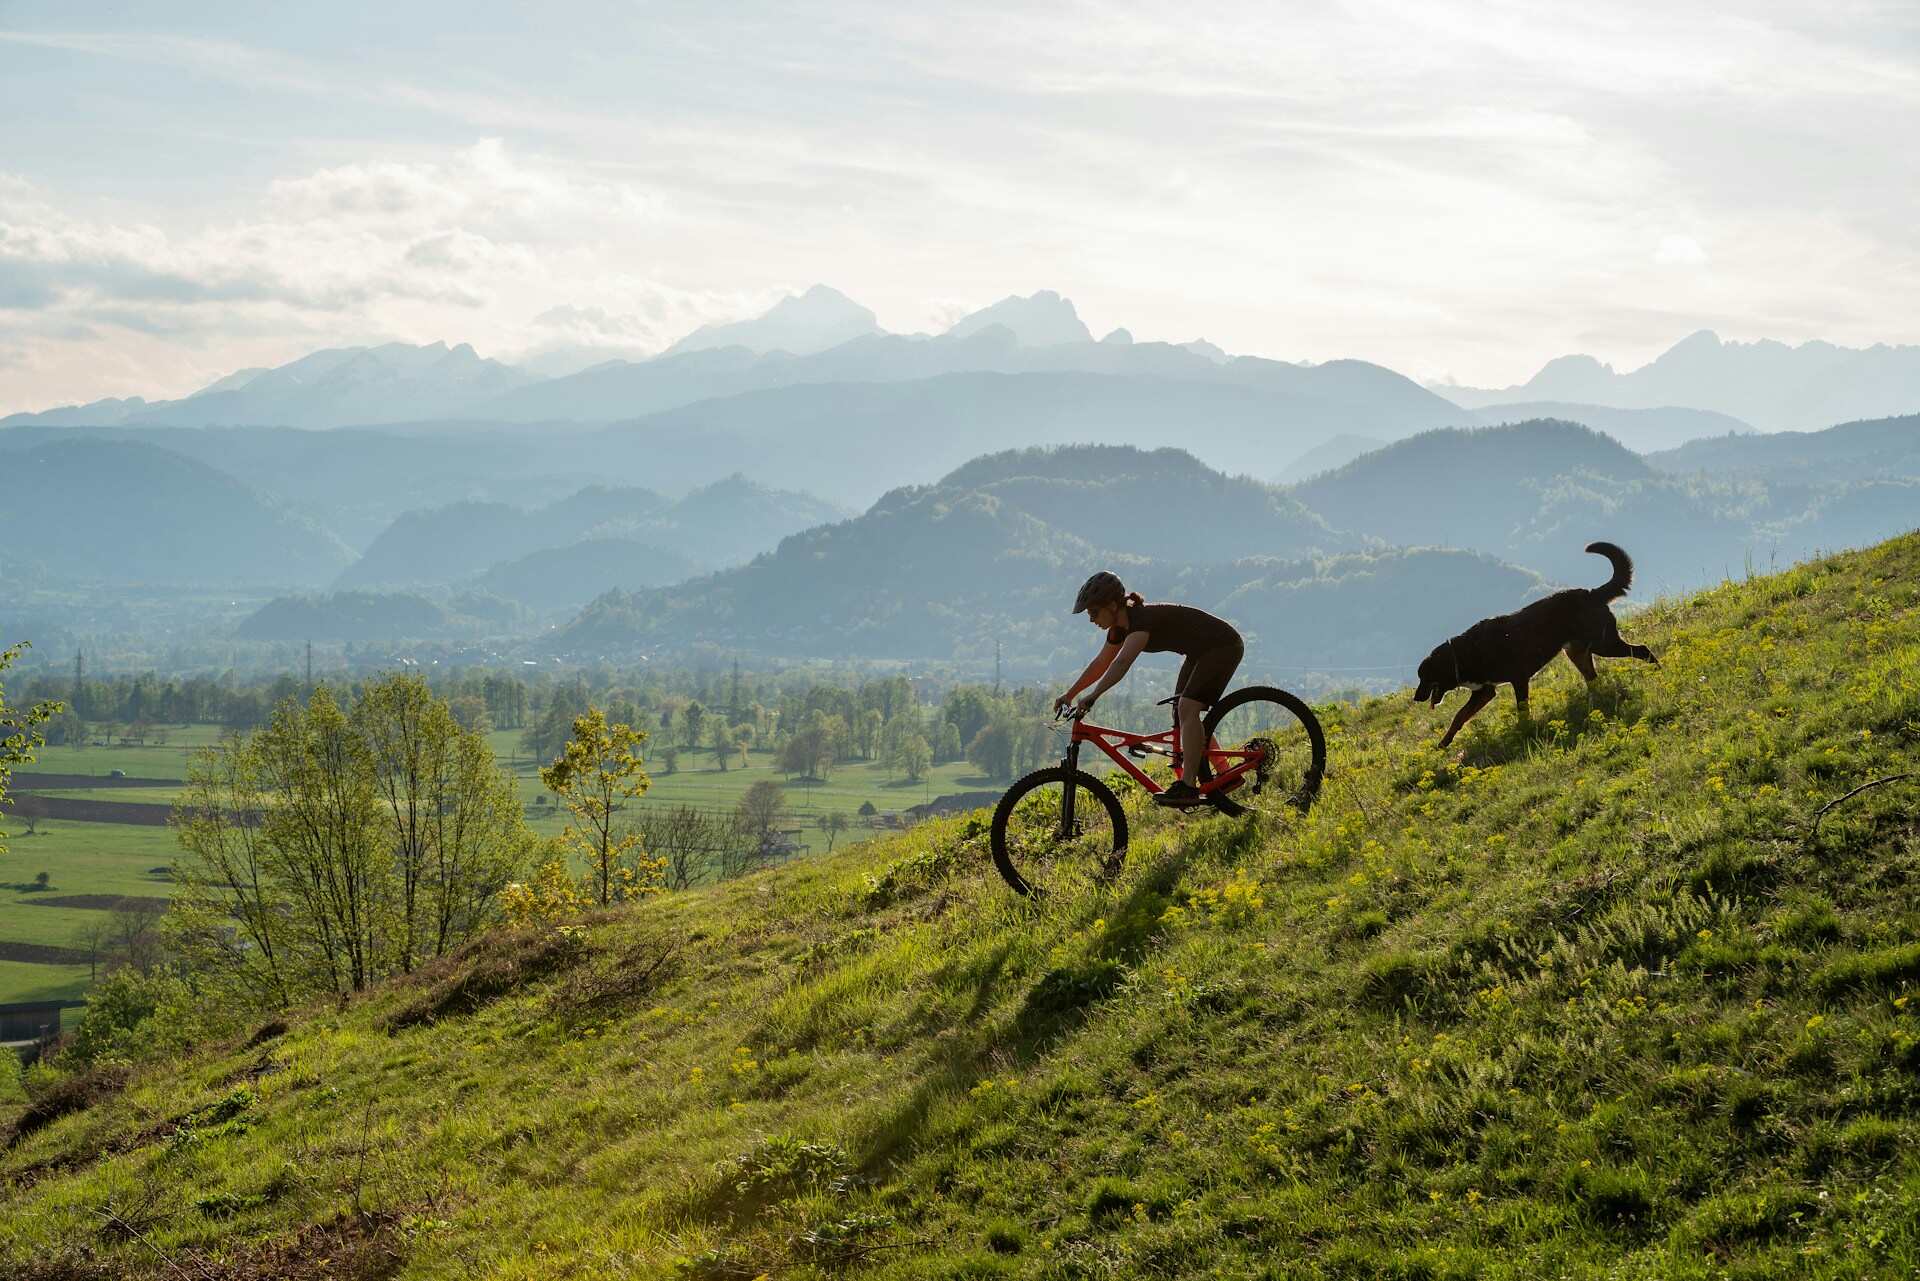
[3,1,1917,412]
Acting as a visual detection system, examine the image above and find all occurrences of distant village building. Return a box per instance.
[1,1000,80,1057]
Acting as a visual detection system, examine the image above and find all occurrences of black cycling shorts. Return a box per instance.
[1175,640,1243,707]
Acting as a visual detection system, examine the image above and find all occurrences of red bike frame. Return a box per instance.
[1061,705,1262,798]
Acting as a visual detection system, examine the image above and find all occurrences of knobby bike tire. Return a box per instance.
[1198,685,1327,818]
[989,765,1129,897]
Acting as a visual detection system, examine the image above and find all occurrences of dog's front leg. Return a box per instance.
[1438,687,1496,748]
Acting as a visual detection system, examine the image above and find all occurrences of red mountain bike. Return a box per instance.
[989,686,1326,896]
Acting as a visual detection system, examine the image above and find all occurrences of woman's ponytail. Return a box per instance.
[1124,591,1144,609]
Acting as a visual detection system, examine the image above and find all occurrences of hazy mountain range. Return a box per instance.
[4,413,1914,676]
[542,429,1918,670]
[1437,330,1920,433]
[547,444,1539,674]
[1,439,353,585]
[2,341,532,431]
[336,476,842,599]
[8,289,1918,444]
[5,285,1916,676]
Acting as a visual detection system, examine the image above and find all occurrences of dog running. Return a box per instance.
[1414,541,1659,748]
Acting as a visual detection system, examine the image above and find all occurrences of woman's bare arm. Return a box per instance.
[1079,631,1150,706]
[1058,642,1121,708]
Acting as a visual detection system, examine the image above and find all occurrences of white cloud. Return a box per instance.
[0,141,701,405]
[1655,235,1709,266]
[2,4,1917,404]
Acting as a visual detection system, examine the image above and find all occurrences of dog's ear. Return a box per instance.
[1413,651,1443,705]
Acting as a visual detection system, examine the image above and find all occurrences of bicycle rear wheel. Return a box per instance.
[1198,686,1326,818]
[989,766,1128,897]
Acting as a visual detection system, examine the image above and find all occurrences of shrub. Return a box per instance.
[499,857,590,928]
[62,966,211,1068]
[6,1064,131,1148]
[385,926,587,1031]
[0,1047,24,1105]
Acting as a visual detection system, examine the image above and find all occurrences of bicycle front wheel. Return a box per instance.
[989,766,1129,897]
[1198,686,1327,818]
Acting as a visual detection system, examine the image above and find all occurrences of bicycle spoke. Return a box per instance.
[1200,688,1326,818]
[990,766,1128,896]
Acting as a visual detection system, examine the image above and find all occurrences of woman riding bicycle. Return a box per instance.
[1053,571,1244,808]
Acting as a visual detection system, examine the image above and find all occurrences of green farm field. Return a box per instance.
[0,959,91,1007]
[0,819,177,1005]
[488,728,1007,854]
[23,723,230,779]
[1,724,1016,1008]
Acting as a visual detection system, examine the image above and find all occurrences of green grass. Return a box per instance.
[24,723,229,779]
[0,960,91,1007]
[0,822,177,1004]
[21,788,192,805]
[4,533,1920,1278]
[0,821,178,901]
[495,731,1000,858]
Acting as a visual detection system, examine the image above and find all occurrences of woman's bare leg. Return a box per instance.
[1178,697,1208,782]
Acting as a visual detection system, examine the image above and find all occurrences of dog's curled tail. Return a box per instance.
[1585,540,1633,601]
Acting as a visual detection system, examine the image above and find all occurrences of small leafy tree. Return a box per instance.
[735,780,790,859]
[540,707,664,906]
[499,851,589,928]
[899,733,931,782]
[819,810,850,852]
[0,640,62,860]
[967,721,1016,780]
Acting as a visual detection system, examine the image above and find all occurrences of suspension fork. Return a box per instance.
[1061,739,1081,836]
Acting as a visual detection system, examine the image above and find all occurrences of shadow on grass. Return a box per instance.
[1456,677,1653,767]
[844,824,1250,1179]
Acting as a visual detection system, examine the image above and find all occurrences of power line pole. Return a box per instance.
[72,650,84,718]
[994,641,1002,695]
[305,640,313,688]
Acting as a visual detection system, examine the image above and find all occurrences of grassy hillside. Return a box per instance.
[4,533,1918,1279]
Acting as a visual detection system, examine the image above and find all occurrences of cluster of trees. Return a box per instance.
[635,780,813,890]
[20,656,1181,788]
[10,667,534,745]
[44,673,862,1067]
[168,674,535,1006]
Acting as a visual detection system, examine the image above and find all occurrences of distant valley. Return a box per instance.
[3,286,1916,683]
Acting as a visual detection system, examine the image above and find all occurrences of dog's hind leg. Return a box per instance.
[1589,634,1658,665]
[1565,645,1598,683]
[1587,610,1658,666]
[1438,687,1496,748]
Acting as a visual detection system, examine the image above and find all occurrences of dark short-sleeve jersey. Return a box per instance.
[1107,602,1240,656]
